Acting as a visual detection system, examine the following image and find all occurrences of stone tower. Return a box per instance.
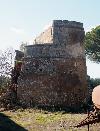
[17,20,87,110]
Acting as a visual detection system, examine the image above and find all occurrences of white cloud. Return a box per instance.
[10,27,26,35]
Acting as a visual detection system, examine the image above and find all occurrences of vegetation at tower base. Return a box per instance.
[85,25,100,63]
[0,49,23,109]
[88,78,100,90]
[0,76,10,90]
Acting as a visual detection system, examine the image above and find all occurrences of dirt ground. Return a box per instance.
[0,108,100,131]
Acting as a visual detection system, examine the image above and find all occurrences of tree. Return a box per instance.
[20,42,27,52]
[85,26,100,63]
[88,77,100,89]
[0,48,15,90]
[0,76,10,89]
[0,48,15,76]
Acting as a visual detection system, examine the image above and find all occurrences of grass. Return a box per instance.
[0,108,100,131]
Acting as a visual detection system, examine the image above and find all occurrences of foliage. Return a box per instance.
[85,26,100,63]
[89,78,100,89]
[87,76,100,89]
[20,42,27,52]
[0,76,10,89]
[0,48,15,76]
[0,48,15,91]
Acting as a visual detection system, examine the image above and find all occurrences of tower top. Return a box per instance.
[53,20,83,29]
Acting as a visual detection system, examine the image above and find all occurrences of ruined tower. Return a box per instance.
[17,20,87,110]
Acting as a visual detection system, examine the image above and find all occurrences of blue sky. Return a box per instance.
[0,0,100,78]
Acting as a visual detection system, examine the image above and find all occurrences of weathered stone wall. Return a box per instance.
[34,26,53,44]
[24,43,84,58]
[18,57,87,109]
[26,20,85,59]
[17,20,87,110]
[53,20,84,45]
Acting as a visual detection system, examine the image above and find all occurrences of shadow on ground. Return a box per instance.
[0,112,27,131]
[30,105,91,114]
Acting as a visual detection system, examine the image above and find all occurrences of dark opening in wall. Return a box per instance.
[39,68,42,72]
[51,28,52,35]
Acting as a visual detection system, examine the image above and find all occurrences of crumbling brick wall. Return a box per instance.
[17,20,87,110]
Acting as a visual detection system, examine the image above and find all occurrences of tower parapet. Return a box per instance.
[53,20,83,29]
